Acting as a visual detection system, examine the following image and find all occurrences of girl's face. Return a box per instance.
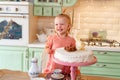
[54,17,70,36]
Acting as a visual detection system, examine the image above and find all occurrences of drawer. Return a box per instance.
[94,51,120,56]
[53,7,62,16]
[34,6,43,16]
[92,63,120,69]
[80,63,120,77]
[29,48,44,52]
[95,54,120,63]
[43,7,52,16]
[62,0,77,7]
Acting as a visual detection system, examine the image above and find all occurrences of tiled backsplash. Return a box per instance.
[37,0,120,42]
[37,16,55,36]
[72,0,120,42]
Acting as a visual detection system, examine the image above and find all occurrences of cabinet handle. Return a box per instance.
[24,48,29,71]
[98,52,107,55]
[32,50,35,58]
[60,0,63,6]
[96,64,106,67]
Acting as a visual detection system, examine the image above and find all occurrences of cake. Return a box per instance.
[54,47,94,63]
[64,44,77,52]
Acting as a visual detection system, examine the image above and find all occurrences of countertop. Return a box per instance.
[28,40,46,48]
[0,69,120,80]
[28,40,120,52]
[86,46,120,52]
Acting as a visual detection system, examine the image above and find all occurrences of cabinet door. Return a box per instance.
[81,51,120,78]
[34,6,43,16]
[62,0,77,7]
[34,0,77,7]
[94,51,120,63]
[34,0,61,6]
[43,7,52,16]
[81,63,120,74]
[53,7,62,16]
[29,48,44,70]
[0,51,22,70]
[0,46,28,71]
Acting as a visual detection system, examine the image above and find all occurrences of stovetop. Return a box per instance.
[80,38,120,47]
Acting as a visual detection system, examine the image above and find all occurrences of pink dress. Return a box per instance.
[43,34,78,74]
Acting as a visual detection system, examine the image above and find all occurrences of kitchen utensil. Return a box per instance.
[36,33,47,43]
[51,73,64,80]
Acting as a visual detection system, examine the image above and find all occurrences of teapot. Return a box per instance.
[36,33,47,43]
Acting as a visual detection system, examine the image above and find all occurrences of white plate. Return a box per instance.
[31,77,45,80]
[51,74,64,79]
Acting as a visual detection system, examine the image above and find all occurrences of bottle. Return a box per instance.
[28,57,40,78]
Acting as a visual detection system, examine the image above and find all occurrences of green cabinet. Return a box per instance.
[34,0,61,16]
[81,50,120,79]
[62,0,77,7]
[34,0,77,7]
[34,0,62,6]
[34,6,60,16]
[33,6,62,16]
[0,46,29,72]
[53,7,62,16]
[28,47,44,70]
[34,6,43,16]
[0,46,44,72]
[33,0,77,16]
[43,6,53,16]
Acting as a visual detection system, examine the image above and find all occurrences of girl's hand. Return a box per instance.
[45,48,54,54]
[49,49,54,54]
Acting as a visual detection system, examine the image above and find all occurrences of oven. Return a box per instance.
[0,2,29,46]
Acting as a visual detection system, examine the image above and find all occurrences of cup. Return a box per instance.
[53,69,62,74]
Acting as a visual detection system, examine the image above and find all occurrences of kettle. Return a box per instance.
[36,33,47,43]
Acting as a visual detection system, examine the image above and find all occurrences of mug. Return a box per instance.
[53,69,62,74]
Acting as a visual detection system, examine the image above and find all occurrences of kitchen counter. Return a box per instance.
[28,41,120,52]
[28,39,120,52]
[28,43,45,48]
[0,69,120,80]
[86,46,120,52]
[28,40,46,48]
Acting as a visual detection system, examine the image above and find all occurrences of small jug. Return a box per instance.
[28,57,40,78]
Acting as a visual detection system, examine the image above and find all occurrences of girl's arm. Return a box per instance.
[44,35,54,54]
[45,46,54,54]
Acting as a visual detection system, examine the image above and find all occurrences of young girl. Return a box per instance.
[43,14,79,75]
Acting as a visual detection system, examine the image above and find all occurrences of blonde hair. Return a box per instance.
[55,14,72,33]
[56,14,71,25]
